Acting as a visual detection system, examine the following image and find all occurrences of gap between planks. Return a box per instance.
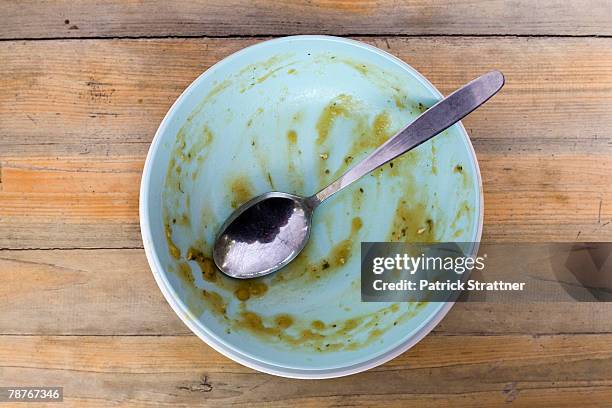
[1,33,612,43]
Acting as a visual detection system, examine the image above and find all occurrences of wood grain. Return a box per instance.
[2,248,612,336]
[0,249,187,335]
[1,0,611,39]
[1,37,611,248]
[0,157,142,248]
[2,333,612,406]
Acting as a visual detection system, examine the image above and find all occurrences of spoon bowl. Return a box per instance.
[214,192,314,278]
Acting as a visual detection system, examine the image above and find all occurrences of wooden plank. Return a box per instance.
[0,249,189,335]
[1,37,611,248]
[3,37,612,152]
[0,157,143,249]
[0,157,142,194]
[2,333,612,406]
[479,153,612,242]
[2,248,612,336]
[1,154,610,249]
[1,0,611,39]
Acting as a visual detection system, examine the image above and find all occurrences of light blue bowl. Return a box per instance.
[140,36,483,378]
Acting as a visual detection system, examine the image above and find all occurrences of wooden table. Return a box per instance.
[1,1,612,406]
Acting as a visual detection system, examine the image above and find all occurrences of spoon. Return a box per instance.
[213,70,505,279]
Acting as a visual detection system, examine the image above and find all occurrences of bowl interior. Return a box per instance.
[142,37,481,372]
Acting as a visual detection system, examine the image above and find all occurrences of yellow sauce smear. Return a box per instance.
[316,94,356,145]
[287,129,298,144]
[229,178,253,209]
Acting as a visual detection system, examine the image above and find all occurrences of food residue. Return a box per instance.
[160,53,475,354]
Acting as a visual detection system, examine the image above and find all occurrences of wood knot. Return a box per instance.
[177,375,213,393]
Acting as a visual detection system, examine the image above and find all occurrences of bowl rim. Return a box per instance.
[139,34,484,379]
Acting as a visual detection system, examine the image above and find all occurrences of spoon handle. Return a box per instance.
[309,70,505,206]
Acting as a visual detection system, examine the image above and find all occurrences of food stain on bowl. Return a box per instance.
[149,37,480,372]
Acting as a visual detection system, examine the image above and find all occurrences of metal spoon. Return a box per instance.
[213,71,505,279]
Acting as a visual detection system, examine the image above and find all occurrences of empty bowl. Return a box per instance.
[140,36,483,378]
